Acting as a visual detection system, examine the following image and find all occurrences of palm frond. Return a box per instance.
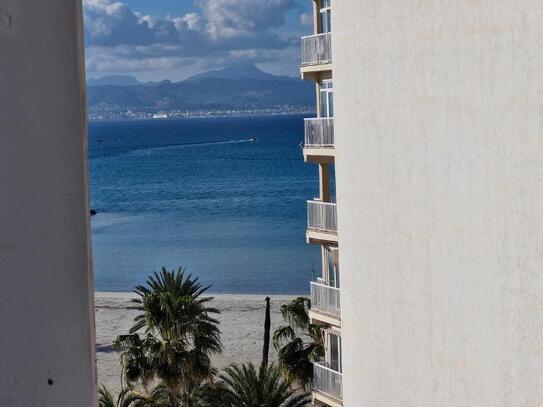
[218,363,311,407]
[115,267,223,402]
[98,385,116,407]
[272,297,324,388]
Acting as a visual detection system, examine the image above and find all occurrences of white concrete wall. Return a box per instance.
[0,1,96,405]
[333,2,543,406]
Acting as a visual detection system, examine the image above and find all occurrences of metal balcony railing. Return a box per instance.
[310,281,340,318]
[313,361,343,400]
[301,32,332,66]
[307,200,337,233]
[304,118,334,148]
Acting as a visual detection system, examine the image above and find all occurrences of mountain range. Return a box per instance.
[86,64,314,119]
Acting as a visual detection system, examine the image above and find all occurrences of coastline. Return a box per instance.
[88,110,316,123]
[95,291,301,392]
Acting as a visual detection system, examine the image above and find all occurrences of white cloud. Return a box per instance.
[196,0,295,40]
[300,12,313,27]
[83,0,301,77]
[180,13,205,31]
[86,46,196,72]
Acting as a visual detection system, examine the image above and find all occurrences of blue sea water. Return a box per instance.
[88,115,322,294]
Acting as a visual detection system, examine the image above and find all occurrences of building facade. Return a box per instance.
[331,1,543,407]
[301,1,342,406]
[1,1,97,406]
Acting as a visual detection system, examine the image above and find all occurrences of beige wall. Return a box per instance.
[0,1,96,405]
[333,2,543,406]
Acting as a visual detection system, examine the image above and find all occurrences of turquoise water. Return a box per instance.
[89,115,322,293]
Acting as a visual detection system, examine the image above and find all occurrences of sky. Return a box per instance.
[83,0,314,81]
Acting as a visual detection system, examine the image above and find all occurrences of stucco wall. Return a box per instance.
[333,2,543,406]
[0,1,96,405]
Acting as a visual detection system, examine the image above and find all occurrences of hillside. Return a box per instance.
[87,64,314,120]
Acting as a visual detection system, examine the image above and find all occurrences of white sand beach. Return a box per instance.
[95,292,299,392]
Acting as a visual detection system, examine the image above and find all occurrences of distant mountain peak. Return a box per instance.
[86,63,313,120]
[222,63,267,75]
[185,63,284,82]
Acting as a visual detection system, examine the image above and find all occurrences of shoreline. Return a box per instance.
[88,111,316,123]
[95,291,301,392]
[95,290,307,297]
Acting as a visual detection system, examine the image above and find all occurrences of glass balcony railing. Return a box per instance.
[313,361,343,401]
[304,117,334,148]
[301,32,332,66]
[310,281,340,318]
[307,200,337,233]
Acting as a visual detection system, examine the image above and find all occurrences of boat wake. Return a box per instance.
[118,138,259,158]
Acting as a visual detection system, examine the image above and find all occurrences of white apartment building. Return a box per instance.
[331,1,543,407]
[301,1,342,406]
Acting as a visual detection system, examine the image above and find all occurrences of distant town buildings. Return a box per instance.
[88,105,314,121]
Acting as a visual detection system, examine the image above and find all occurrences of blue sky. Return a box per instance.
[83,0,313,81]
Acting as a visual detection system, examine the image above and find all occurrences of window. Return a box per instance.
[326,247,340,288]
[320,0,331,33]
[320,80,334,118]
[328,332,342,373]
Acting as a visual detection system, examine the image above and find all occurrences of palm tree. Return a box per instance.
[218,363,311,407]
[133,382,216,407]
[114,268,222,406]
[273,297,324,388]
[98,385,149,407]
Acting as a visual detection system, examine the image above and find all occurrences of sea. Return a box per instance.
[89,114,323,294]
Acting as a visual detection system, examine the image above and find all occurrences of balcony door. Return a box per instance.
[320,0,331,33]
[320,80,334,118]
[326,247,340,288]
[328,331,342,373]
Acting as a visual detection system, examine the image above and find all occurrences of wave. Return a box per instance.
[91,212,133,233]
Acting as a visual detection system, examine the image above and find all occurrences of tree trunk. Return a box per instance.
[261,296,271,370]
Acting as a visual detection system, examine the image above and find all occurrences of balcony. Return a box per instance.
[307,200,338,244]
[309,281,341,327]
[313,362,343,406]
[303,118,334,163]
[301,33,332,66]
[300,33,332,79]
